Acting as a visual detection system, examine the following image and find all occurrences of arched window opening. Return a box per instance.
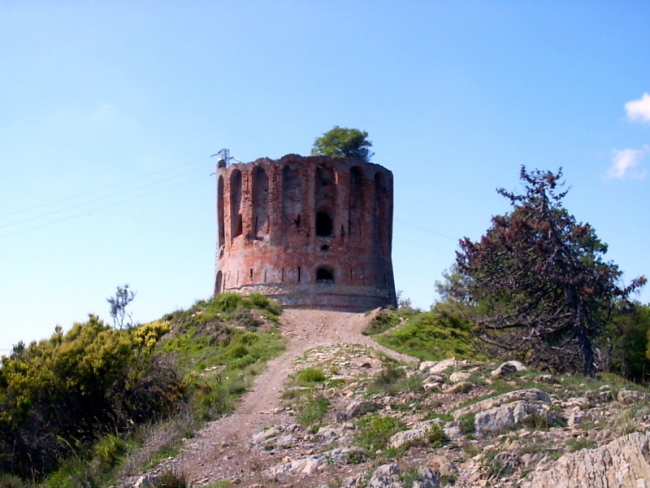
[215,271,223,294]
[282,164,302,233]
[217,176,225,247]
[349,166,364,239]
[316,267,335,283]
[315,164,337,237]
[230,170,243,239]
[252,165,269,238]
[316,211,333,237]
[374,171,387,249]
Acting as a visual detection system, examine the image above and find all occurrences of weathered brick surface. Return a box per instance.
[214,154,396,312]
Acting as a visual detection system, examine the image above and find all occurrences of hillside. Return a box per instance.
[120,309,650,488]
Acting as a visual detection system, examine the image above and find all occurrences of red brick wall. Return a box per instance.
[214,154,396,312]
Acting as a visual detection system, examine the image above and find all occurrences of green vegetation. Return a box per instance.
[368,362,423,397]
[311,126,373,162]
[566,437,597,452]
[297,393,330,426]
[375,304,477,361]
[448,167,646,376]
[0,315,178,479]
[295,367,328,386]
[363,310,401,336]
[458,413,476,435]
[426,424,448,448]
[153,470,188,488]
[605,303,650,384]
[355,414,406,453]
[0,292,284,486]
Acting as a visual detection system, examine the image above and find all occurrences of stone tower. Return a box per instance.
[214,154,396,312]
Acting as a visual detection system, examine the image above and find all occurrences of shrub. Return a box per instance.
[426,424,448,447]
[0,316,183,479]
[93,434,128,468]
[212,293,244,313]
[355,415,406,453]
[296,367,327,385]
[458,413,476,435]
[372,363,405,387]
[154,470,188,488]
[0,473,26,488]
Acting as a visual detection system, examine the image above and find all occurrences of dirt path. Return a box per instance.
[171,309,418,486]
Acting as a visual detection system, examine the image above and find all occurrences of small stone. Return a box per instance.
[449,371,471,383]
[618,390,649,405]
[491,360,527,378]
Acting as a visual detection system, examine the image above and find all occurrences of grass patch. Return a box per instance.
[297,393,330,426]
[153,470,188,488]
[566,437,597,452]
[364,310,401,336]
[399,467,423,487]
[0,474,27,488]
[368,363,424,397]
[355,415,407,453]
[295,367,328,386]
[463,444,481,458]
[375,306,478,361]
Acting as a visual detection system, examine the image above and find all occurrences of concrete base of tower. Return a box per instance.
[219,283,396,313]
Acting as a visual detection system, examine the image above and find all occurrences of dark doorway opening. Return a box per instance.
[316,211,333,237]
[316,267,335,283]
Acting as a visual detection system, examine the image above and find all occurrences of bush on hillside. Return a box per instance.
[0,316,182,479]
[605,303,650,384]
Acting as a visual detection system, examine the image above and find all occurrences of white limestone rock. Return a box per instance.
[522,432,650,488]
[453,388,552,421]
[475,400,552,436]
[491,360,527,378]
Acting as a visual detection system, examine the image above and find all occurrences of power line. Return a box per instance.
[393,236,452,254]
[0,155,212,221]
[1,164,209,231]
[394,219,459,241]
[0,173,210,239]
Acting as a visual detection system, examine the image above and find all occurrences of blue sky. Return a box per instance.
[1,1,649,353]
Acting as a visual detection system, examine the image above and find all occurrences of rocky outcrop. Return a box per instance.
[137,336,650,488]
[475,400,552,436]
[367,463,439,488]
[266,448,350,476]
[522,432,650,488]
[389,420,437,448]
[452,388,551,420]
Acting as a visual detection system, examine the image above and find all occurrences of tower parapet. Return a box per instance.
[214,154,396,312]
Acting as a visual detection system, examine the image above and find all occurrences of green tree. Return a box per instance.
[451,167,646,376]
[604,303,650,383]
[311,126,373,162]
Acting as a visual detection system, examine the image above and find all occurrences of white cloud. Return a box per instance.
[607,146,649,180]
[625,93,650,123]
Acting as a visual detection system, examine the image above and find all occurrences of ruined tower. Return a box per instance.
[214,154,396,312]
